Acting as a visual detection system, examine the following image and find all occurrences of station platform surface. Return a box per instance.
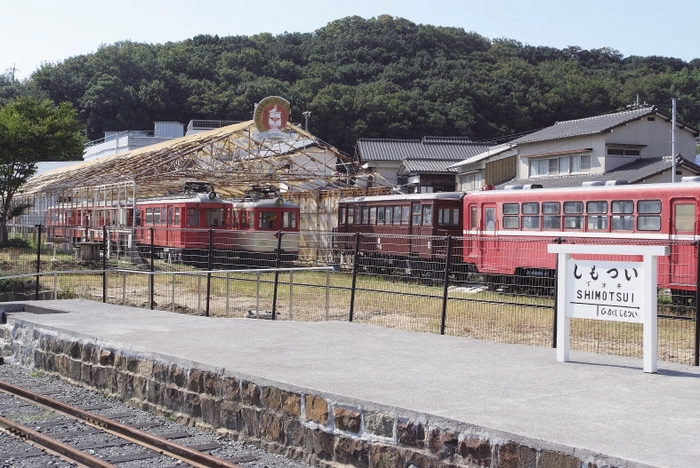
[2,299,699,468]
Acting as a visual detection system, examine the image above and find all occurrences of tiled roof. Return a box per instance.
[512,107,681,144]
[497,156,700,189]
[398,159,459,174]
[357,137,494,162]
[449,142,517,169]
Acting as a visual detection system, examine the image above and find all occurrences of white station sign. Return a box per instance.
[565,259,644,323]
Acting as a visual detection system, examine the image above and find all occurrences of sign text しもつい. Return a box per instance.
[566,259,644,323]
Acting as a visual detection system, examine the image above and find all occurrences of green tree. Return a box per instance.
[0,97,85,243]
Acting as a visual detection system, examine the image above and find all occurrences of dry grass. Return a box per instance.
[1,254,696,366]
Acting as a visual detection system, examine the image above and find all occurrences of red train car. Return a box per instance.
[461,181,700,300]
[336,192,465,274]
[135,182,230,251]
[135,183,300,263]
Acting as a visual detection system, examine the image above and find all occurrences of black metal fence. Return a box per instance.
[2,224,698,366]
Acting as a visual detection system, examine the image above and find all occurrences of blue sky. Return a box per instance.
[2,0,698,80]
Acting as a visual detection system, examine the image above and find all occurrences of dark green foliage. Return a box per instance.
[23,15,700,153]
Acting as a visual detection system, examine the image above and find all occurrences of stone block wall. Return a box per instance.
[2,319,628,468]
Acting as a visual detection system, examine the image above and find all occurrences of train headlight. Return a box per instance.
[275,198,284,206]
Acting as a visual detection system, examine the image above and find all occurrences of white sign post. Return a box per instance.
[548,244,669,373]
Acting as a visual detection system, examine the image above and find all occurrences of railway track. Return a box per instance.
[0,366,311,468]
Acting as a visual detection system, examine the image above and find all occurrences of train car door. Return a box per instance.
[408,202,421,259]
[166,206,174,247]
[668,198,697,294]
[479,204,499,272]
[464,204,478,262]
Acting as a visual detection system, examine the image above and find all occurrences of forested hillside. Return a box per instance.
[3,15,699,154]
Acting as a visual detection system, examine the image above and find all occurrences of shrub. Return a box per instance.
[2,237,33,249]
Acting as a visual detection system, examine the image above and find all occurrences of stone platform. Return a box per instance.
[1,299,699,468]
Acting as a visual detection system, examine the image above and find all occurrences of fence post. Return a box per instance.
[150,226,155,310]
[271,231,283,320]
[552,237,563,348]
[440,236,453,335]
[206,228,213,317]
[325,269,330,321]
[349,232,360,322]
[695,240,700,366]
[102,226,107,303]
[35,224,42,300]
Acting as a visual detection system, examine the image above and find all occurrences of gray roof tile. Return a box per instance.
[357,137,494,162]
[512,107,699,144]
[398,159,458,174]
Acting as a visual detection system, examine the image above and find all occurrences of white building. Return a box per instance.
[83,122,185,161]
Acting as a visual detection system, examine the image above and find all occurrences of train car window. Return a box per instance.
[586,201,608,214]
[521,202,540,229]
[638,200,661,213]
[232,210,239,228]
[470,205,477,229]
[638,216,661,231]
[563,201,583,229]
[438,208,459,226]
[153,208,161,225]
[611,200,634,231]
[282,212,297,229]
[347,206,354,224]
[522,202,539,215]
[339,207,346,225]
[412,204,421,225]
[187,208,199,227]
[503,216,519,229]
[355,206,361,224]
[168,208,173,225]
[401,206,410,224]
[586,201,608,230]
[362,206,370,225]
[207,208,224,227]
[174,208,180,226]
[674,204,695,231]
[637,200,661,231]
[503,203,519,215]
[146,208,153,224]
[564,201,583,213]
[542,202,561,229]
[377,207,385,224]
[259,211,276,229]
[393,206,401,225]
[161,208,167,225]
[370,207,377,224]
[247,210,255,229]
[422,205,432,225]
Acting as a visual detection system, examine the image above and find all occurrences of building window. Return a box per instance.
[530,154,591,177]
[529,159,548,177]
[459,172,482,191]
[570,154,591,173]
[607,148,641,156]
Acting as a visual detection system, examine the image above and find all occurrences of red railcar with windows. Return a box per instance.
[45,182,301,265]
[336,192,465,273]
[134,183,300,263]
[461,181,700,300]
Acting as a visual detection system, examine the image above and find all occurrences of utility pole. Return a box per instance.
[672,97,677,183]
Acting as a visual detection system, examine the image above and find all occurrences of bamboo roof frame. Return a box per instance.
[19,120,382,201]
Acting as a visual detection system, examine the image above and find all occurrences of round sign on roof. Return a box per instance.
[254,96,291,133]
